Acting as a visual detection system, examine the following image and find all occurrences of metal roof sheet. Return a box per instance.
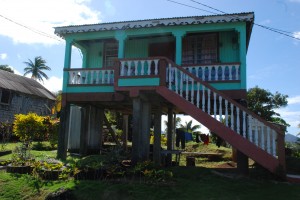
[0,70,55,101]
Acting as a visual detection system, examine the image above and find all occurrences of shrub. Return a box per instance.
[13,113,45,142]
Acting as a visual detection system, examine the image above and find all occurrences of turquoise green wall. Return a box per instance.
[87,42,103,68]
[125,39,148,58]
[219,31,239,63]
[66,86,114,93]
[118,78,160,86]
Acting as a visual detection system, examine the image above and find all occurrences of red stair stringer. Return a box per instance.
[156,86,280,174]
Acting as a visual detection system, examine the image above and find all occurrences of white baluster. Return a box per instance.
[236,65,240,80]
[202,86,205,112]
[272,130,276,157]
[215,66,218,81]
[168,64,172,90]
[207,89,211,114]
[225,100,228,126]
[180,71,183,97]
[213,92,217,119]
[208,66,212,81]
[196,83,200,108]
[84,71,88,84]
[191,79,194,104]
[102,70,105,84]
[147,60,152,75]
[221,66,225,81]
[195,67,199,79]
[219,96,222,121]
[255,119,259,146]
[174,68,178,94]
[202,67,205,80]
[231,104,234,130]
[134,61,139,76]
[90,71,94,84]
[96,70,99,84]
[185,74,189,100]
[69,71,73,84]
[267,127,271,154]
[188,67,193,74]
[248,116,253,142]
[154,59,159,75]
[140,60,145,75]
[229,66,233,80]
[121,61,125,76]
[236,107,240,134]
[242,111,246,138]
[261,123,265,150]
[107,70,110,84]
[127,61,132,76]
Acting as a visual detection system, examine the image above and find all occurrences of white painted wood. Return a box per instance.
[154,59,159,75]
[102,70,105,84]
[175,68,178,93]
[134,61,139,75]
[180,71,183,97]
[140,60,145,75]
[191,79,194,104]
[147,60,151,75]
[225,100,228,126]
[121,61,125,76]
[208,67,212,81]
[213,92,217,119]
[272,130,276,157]
[261,123,265,150]
[168,64,172,90]
[236,107,240,134]
[221,66,225,80]
[127,61,132,76]
[196,83,200,108]
[215,66,218,81]
[248,116,253,142]
[229,66,232,80]
[219,96,222,121]
[242,111,246,138]
[236,65,240,80]
[255,119,259,146]
[207,89,211,114]
[185,74,189,100]
[230,103,234,130]
[202,85,205,112]
[96,70,99,84]
[267,127,271,154]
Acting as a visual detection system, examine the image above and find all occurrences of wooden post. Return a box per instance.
[57,104,70,160]
[153,108,162,166]
[141,101,151,161]
[166,106,173,166]
[99,108,104,154]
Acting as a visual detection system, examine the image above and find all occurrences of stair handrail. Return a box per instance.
[162,57,284,135]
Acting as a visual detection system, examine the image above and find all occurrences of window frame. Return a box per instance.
[103,40,119,68]
[0,88,12,105]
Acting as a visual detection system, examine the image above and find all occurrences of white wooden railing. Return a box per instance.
[120,59,160,76]
[184,64,240,81]
[167,64,279,157]
[68,69,114,85]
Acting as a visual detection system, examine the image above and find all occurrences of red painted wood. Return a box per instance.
[156,86,281,174]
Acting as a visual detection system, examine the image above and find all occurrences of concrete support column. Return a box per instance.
[153,108,162,166]
[132,96,152,164]
[115,30,127,59]
[80,106,88,156]
[62,39,73,92]
[166,106,174,166]
[172,30,186,65]
[132,97,142,164]
[122,115,129,151]
[57,104,70,160]
[98,108,104,153]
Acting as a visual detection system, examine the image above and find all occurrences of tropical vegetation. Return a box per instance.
[23,56,51,82]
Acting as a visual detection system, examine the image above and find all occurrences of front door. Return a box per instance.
[149,42,175,61]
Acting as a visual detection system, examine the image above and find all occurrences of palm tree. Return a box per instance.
[24,56,51,82]
[164,117,182,133]
[180,120,201,133]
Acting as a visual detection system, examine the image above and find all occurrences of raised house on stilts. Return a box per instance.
[54,12,286,176]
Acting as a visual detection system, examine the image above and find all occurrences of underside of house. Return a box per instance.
[54,12,286,177]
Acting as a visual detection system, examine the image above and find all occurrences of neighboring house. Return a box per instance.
[0,70,56,123]
[54,12,286,176]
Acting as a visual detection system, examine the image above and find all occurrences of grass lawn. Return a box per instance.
[0,141,300,200]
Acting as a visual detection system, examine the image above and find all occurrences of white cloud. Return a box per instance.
[293,31,300,39]
[0,0,101,45]
[104,0,116,17]
[288,96,300,105]
[275,108,300,128]
[0,53,8,60]
[38,76,63,93]
[289,0,300,3]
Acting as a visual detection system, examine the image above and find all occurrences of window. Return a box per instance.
[0,89,11,104]
[182,33,218,65]
[103,41,118,67]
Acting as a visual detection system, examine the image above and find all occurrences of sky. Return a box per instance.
[0,0,300,136]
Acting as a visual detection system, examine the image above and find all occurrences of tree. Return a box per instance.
[247,86,289,126]
[0,65,14,73]
[23,56,51,82]
[179,119,201,133]
[164,117,181,133]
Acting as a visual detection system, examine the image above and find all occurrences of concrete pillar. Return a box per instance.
[132,97,142,164]
[122,115,129,151]
[57,104,70,160]
[153,108,162,166]
[80,106,88,155]
[141,101,151,161]
[166,106,174,166]
[98,108,104,153]
[62,39,73,92]
[115,30,127,59]
[172,30,186,65]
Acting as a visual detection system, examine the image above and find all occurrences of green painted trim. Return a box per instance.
[118,78,160,86]
[62,71,69,92]
[172,30,186,65]
[210,82,241,90]
[65,86,115,93]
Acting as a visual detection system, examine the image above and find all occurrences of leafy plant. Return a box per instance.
[10,143,33,166]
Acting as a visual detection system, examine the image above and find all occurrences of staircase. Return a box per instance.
[156,60,286,176]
